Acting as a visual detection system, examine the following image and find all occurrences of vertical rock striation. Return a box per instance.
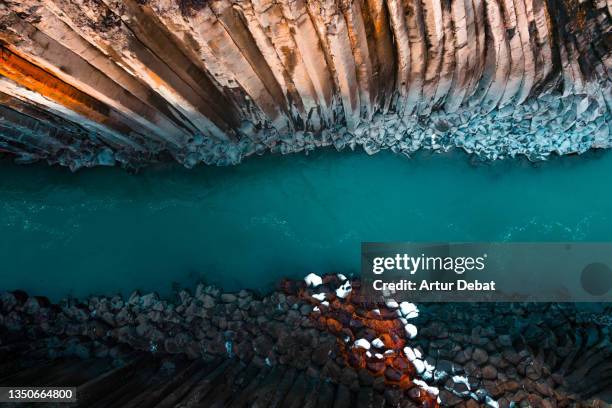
[0,0,610,169]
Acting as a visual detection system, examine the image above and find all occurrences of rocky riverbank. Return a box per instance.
[1,274,611,407]
[0,0,610,169]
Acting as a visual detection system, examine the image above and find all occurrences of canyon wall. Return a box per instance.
[0,0,610,169]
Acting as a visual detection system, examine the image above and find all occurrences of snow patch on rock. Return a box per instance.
[354,338,371,350]
[371,338,385,348]
[404,323,418,338]
[304,273,322,287]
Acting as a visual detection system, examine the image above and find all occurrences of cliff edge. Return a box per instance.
[0,0,610,169]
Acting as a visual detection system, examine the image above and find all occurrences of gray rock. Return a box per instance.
[455,349,471,364]
[253,335,274,357]
[383,388,403,406]
[128,291,140,305]
[0,292,17,313]
[23,297,41,315]
[322,360,341,382]
[357,368,373,386]
[340,367,359,385]
[436,359,461,375]
[204,286,220,298]
[299,304,313,316]
[178,290,192,305]
[370,376,385,392]
[220,293,237,303]
[151,300,165,312]
[237,297,251,310]
[502,349,522,365]
[482,365,498,380]
[384,366,402,382]
[164,338,180,354]
[534,381,553,397]
[160,359,176,374]
[439,390,463,406]
[311,343,331,366]
[473,348,489,365]
[110,296,124,311]
[498,334,512,347]
[200,294,216,309]
[525,364,542,381]
[140,293,159,309]
[194,284,206,299]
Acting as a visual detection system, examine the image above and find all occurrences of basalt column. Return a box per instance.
[0,0,610,169]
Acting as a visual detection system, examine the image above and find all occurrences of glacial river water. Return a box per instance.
[1,149,611,300]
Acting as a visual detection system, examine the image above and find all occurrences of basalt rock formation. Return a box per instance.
[1,278,611,407]
[0,0,610,169]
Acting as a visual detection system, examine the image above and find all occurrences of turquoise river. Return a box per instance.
[1,149,611,300]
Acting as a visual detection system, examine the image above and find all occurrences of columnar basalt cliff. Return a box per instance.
[0,0,610,169]
[1,279,611,407]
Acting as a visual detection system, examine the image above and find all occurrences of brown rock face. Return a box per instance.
[0,0,610,169]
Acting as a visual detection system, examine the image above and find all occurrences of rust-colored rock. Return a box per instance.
[0,0,609,169]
